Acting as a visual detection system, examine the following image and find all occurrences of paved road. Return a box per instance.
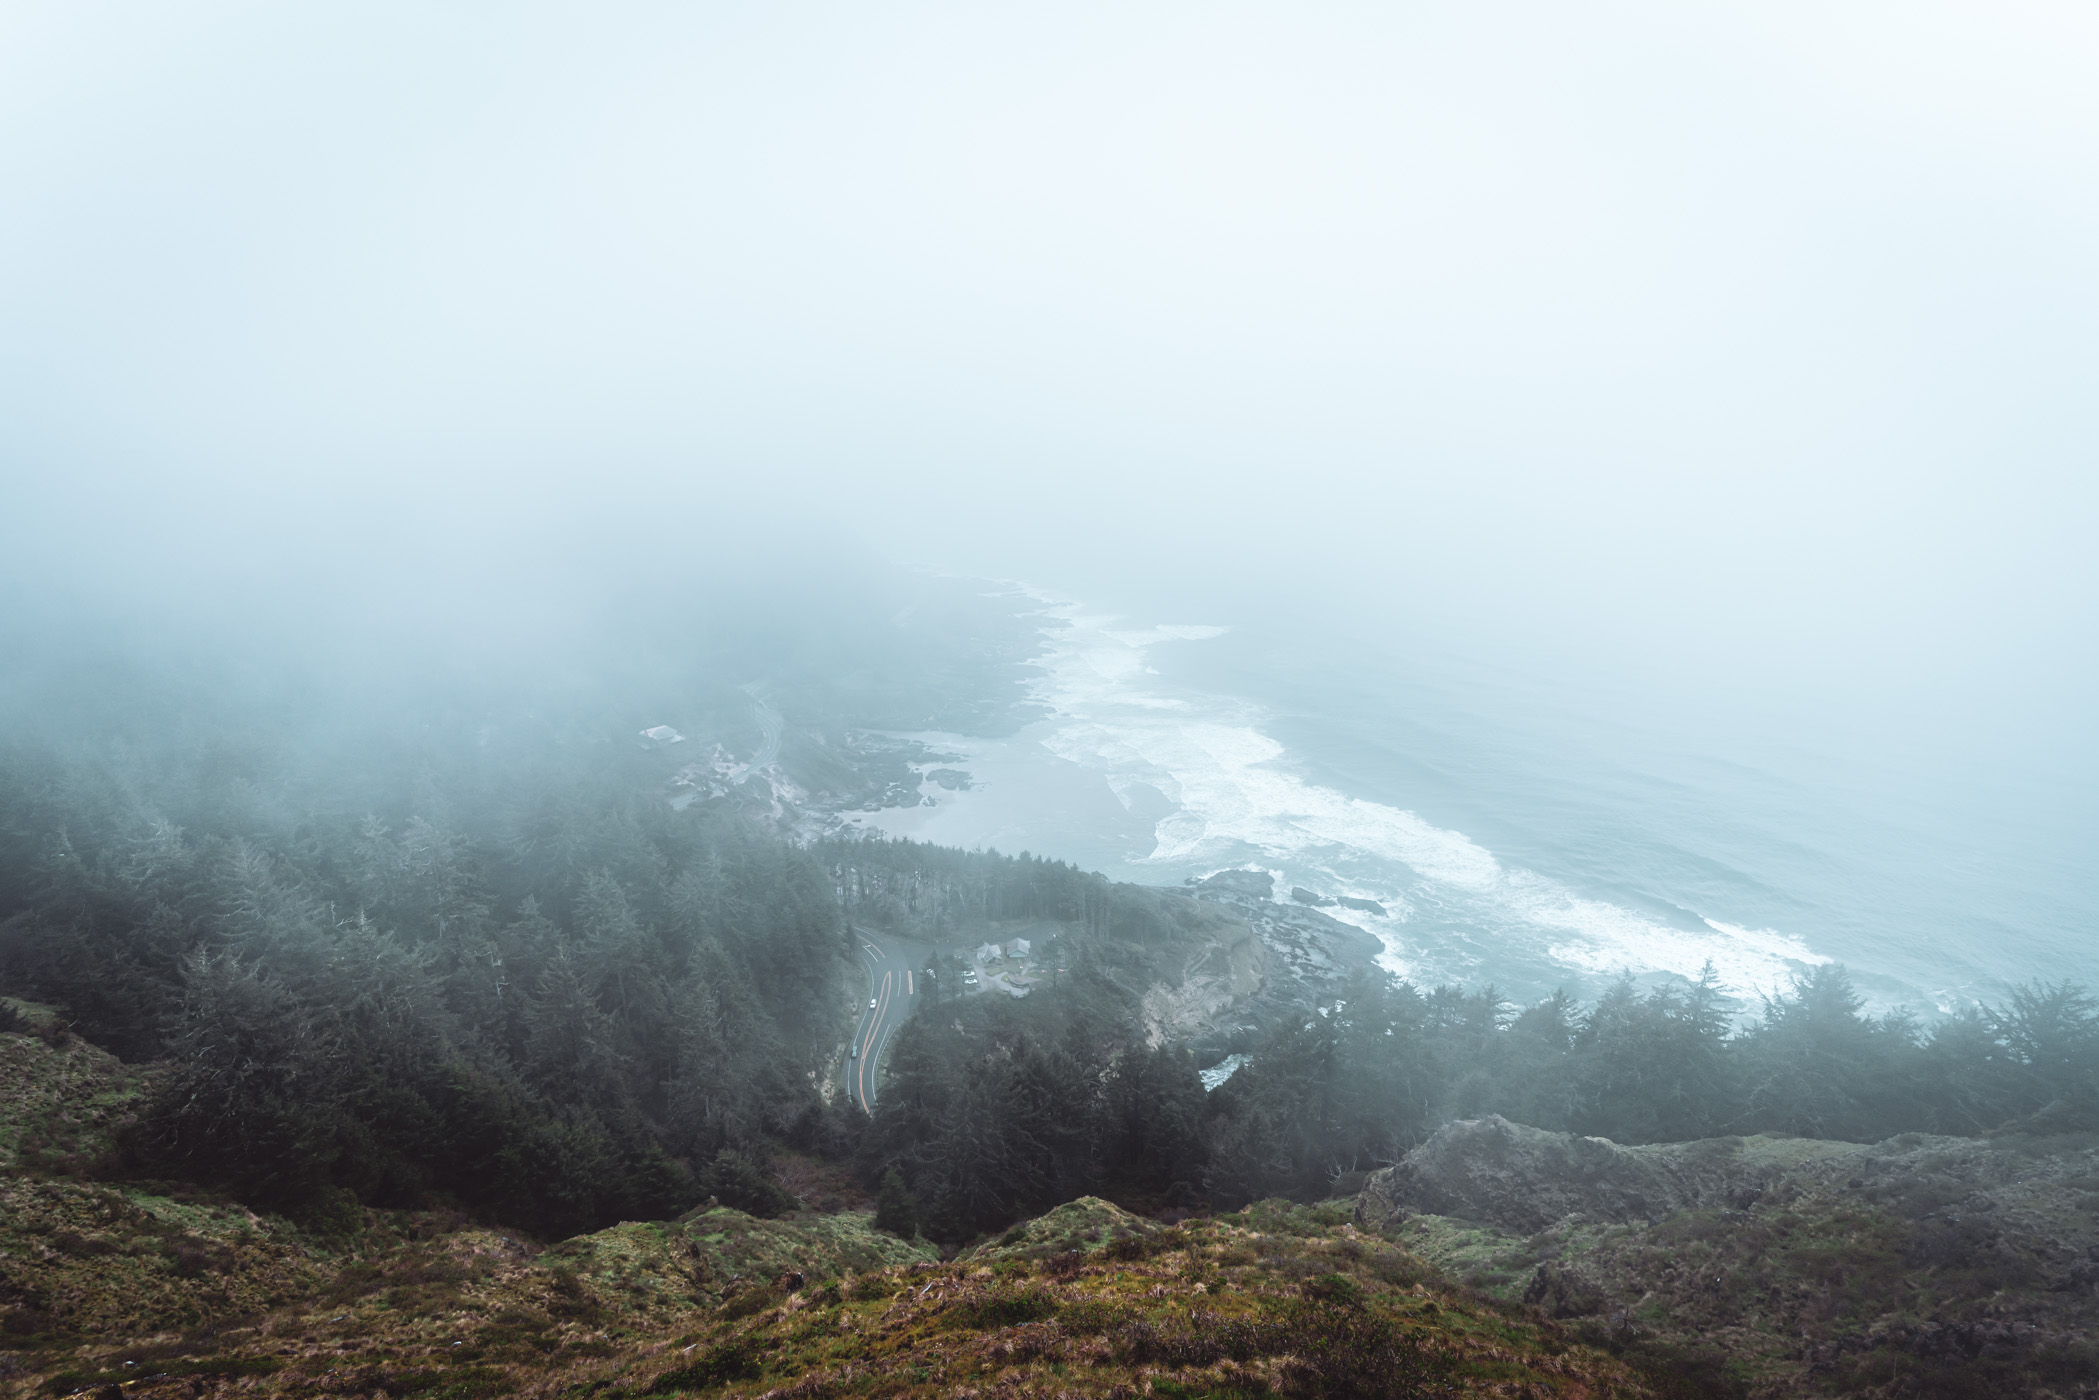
[732,687,784,781]
[844,926,927,1113]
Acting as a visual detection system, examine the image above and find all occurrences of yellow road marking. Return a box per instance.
[856,971,895,1111]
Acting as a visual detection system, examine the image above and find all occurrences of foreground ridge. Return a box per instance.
[3,1189,1678,1400]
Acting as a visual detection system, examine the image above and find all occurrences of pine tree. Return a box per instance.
[874,1167,918,1238]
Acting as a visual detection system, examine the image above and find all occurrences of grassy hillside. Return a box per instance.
[0,999,157,1176]
[3,1193,1682,1400]
[0,1012,1693,1400]
[0,1184,938,1400]
[26,1002,2097,1397]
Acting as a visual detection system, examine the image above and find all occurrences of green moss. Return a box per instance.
[960,1195,1158,1263]
[0,1018,156,1175]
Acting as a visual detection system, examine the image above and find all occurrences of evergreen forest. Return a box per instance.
[1,600,2093,1250]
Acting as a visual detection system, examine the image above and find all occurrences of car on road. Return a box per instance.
[869,997,878,1009]
[850,1043,858,1057]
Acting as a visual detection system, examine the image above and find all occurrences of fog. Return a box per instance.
[4,2,2095,763]
[8,8,2099,1321]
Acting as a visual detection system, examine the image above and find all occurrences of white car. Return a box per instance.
[869,997,878,1009]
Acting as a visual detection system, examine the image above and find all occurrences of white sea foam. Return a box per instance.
[1102,624,1232,647]
[1199,1053,1250,1091]
[1013,605,1830,1001]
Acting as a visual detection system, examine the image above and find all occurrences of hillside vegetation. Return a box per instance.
[0,1011,1668,1398]
[12,1014,2099,1397]
[1,1172,1681,1400]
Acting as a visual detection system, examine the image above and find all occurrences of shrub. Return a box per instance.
[1103,1233,1148,1261]
[650,1340,762,1394]
[717,1283,785,1320]
[846,1272,896,1302]
[1301,1272,1363,1306]
[1057,1298,1129,1335]
[958,1287,1059,1329]
[544,1269,603,1324]
[1107,1304,1450,1398]
[700,1150,793,1219]
[49,1231,114,1258]
[1040,1249,1085,1280]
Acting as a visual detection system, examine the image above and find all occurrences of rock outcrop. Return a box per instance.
[1181,870,1384,1013]
[1354,1114,1792,1233]
[1356,1117,2099,1397]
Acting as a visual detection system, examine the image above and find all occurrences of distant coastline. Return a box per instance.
[847,588,2031,1018]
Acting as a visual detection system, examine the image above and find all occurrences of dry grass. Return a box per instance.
[2,1192,1687,1400]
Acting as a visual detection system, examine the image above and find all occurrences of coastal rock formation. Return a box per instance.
[1118,869,1390,1053]
[1184,869,1385,1004]
[1191,869,1278,900]
[1136,926,1266,1048]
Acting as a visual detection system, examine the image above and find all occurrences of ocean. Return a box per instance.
[854,592,2095,1016]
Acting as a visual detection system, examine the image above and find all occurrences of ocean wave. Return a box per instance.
[1021,606,1829,1000]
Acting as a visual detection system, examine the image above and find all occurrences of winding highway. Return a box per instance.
[734,687,784,781]
[844,927,927,1113]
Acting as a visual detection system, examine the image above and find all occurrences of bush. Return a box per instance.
[650,1340,760,1392]
[1056,1297,1128,1334]
[1301,1272,1364,1306]
[700,1149,793,1219]
[717,1283,785,1320]
[1040,1249,1085,1280]
[957,1287,1059,1329]
[1106,1304,1451,1398]
[846,1272,897,1302]
[1102,1234,1142,1261]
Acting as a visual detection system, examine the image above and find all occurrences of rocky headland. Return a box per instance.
[1164,868,1387,1061]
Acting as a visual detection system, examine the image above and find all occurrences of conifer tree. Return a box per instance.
[874,1167,918,1238]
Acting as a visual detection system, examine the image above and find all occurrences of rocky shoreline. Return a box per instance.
[1161,868,1388,1064]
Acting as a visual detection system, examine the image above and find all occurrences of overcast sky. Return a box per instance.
[4,1,2094,757]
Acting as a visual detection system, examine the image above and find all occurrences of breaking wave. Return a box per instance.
[1024,602,1828,1000]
